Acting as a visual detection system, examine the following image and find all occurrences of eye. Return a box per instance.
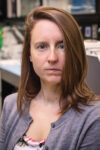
[58,42,64,49]
[37,43,48,51]
[39,44,46,49]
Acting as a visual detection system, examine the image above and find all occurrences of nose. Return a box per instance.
[48,48,58,64]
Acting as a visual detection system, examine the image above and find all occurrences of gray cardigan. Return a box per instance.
[0,93,100,150]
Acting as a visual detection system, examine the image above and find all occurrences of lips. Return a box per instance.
[45,68,61,73]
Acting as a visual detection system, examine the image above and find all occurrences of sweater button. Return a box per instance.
[51,123,55,128]
[45,145,48,150]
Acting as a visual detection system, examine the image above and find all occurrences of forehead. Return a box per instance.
[31,19,64,41]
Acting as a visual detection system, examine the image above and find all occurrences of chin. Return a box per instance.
[40,76,62,85]
[47,77,61,84]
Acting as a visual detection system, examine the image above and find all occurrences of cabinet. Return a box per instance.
[0,0,42,19]
[73,0,100,39]
[1,0,100,39]
[42,0,100,39]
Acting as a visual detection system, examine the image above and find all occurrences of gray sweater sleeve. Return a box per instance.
[79,118,100,150]
[0,100,6,150]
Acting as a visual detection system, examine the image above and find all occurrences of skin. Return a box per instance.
[30,19,65,85]
[30,19,65,102]
[26,19,65,141]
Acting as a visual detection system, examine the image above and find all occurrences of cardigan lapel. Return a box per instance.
[7,111,32,150]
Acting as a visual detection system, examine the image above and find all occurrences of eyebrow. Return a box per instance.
[33,41,47,46]
[56,40,63,44]
[34,40,63,47]
[55,40,63,46]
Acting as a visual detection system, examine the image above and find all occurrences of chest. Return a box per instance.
[25,110,60,141]
[5,108,87,150]
[26,101,61,141]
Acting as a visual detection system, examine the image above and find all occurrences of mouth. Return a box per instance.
[45,68,61,73]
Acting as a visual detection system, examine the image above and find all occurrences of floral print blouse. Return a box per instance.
[13,135,45,150]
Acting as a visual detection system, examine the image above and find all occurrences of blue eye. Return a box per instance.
[37,43,48,51]
[39,44,46,49]
[58,43,64,49]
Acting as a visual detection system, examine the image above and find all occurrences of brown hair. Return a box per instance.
[17,6,95,115]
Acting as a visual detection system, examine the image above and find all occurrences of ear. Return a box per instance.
[30,56,32,62]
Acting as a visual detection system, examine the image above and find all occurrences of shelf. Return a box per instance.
[73,13,100,24]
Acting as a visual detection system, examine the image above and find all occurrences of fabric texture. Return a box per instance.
[0,93,100,150]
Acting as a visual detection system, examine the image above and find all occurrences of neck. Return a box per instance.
[38,82,61,105]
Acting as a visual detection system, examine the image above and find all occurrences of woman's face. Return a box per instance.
[30,19,65,85]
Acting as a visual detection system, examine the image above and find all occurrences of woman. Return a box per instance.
[0,6,100,150]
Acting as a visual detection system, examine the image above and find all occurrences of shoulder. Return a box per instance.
[88,100,100,119]
[82,99,100,115]
[78,100,100,149]
[2,93,18,121]
[3,93,18,112]
[77,100,100,125]
[3,92,17,107]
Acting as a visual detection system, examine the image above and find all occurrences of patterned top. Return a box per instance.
[13,135,45,150]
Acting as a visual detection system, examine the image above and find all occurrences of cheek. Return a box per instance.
[31,56,44,74]
[32,59,41,70]
[59,55,65,68]
[32,61,41,77]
